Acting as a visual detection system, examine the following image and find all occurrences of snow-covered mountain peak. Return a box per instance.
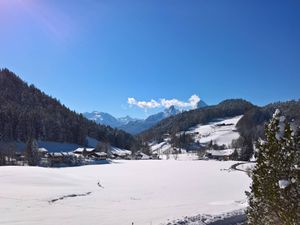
[118,116,140,125]
[197,100,208,108]
[163,105,179,116]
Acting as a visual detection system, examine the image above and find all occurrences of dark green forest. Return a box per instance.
[0,69,137,150]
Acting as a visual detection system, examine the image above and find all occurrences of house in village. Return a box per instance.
[73,148,108,160]
[37,148,49,166]
[46,152,78,167]
[73,148,95,157]
[134,151,150,160]
[93,152,108,160]
[205,149,235,161]
[150,153,160,160]
[38,148,48,157]
[110,147,131,159]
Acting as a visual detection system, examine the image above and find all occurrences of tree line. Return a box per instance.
[0,69,138,151]
[138,98,300,161]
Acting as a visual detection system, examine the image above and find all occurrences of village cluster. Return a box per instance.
[7,143,237,168]
[28,146,160,167]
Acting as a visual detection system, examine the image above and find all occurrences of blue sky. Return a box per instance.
[0,0,299,118]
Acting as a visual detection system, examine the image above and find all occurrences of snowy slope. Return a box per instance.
[150,142,172,154]
[187,115,243,146]
[150,116,243,154]
[0,160,250,225]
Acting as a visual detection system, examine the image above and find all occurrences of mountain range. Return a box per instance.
[84,101,208,135]
[83,111,139,128]
[83,106,179,134]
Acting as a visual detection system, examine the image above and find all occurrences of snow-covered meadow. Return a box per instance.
[0,160,251,225]
[150,115,243,156]
[187,115,243,146]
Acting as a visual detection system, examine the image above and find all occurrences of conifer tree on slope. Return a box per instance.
[247,109,300,225]
[25,138,39,166]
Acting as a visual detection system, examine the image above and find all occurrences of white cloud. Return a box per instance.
[127,98,160,109]
[161,95,200,109]
[127,95,200,110]
[189,94,201,109]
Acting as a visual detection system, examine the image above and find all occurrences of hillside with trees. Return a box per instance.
[139,99,255,142]
[0,69,137,150]
[237,100,300,141]
[139,98,300,161]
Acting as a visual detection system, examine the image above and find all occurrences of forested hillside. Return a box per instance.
[139,98,300,160]
[237,99,300,142]
[140,99,300,141]
[0,69,136,149]
[139,99,255,142]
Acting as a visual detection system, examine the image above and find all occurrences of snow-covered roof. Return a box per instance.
[38,148,48,153]
[111,147,131,156]
[48,152,63,157]
[61,152,75,156]
[140,153,150,159]
[73,148,95,153]
[206,149,235,156]
[94,152,107,156]
[48,152,75,157]
[150,142,172,154]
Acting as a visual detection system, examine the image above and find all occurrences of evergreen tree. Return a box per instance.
[25,138,39,166]
[247,109,300,225]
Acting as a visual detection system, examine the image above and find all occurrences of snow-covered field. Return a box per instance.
[187,115,243,146]
[0,160,250,225]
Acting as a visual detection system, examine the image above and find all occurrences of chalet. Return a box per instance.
[93,152,107,160]
[73,147,108,160]
[134,151,150,160]
[111,151,131,159]
[150,153,160,160]
[13,152,24,163]
[47,152,78,166]
[73,148,96,158]
[47,152,64,166]
[206,149,235,161]
[110,147,131,159]
[38,148,48,157]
